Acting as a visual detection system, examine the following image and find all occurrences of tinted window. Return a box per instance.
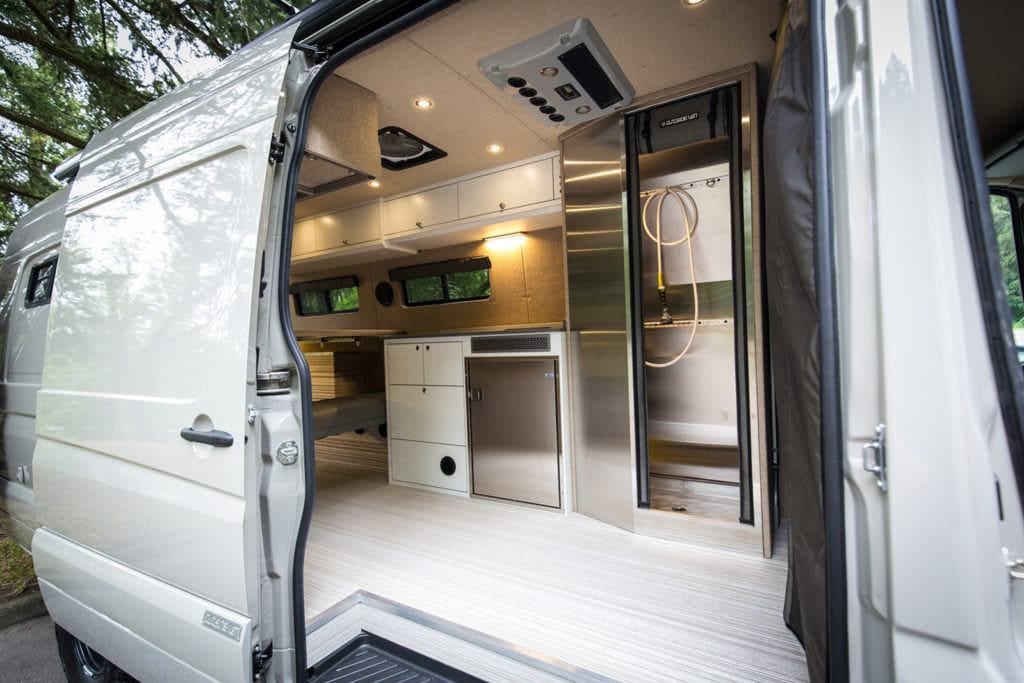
[291,276,359,316]
[991,192,1024,360]
[25,257,57,308]
[400,267,491,306]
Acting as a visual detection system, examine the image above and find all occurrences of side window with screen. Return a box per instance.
[25,256,58,308]
[389,257,492,307]
[290,276,359,316]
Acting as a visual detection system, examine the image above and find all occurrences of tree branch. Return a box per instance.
[0,180,46,202]
[104,0,184,84]
[0,138,58,169]
[122,0,230,58]
[0,103,88,147]
[0,20,148,105]
[21,0,64,38]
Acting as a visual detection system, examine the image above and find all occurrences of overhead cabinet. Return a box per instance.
[383,185,459,236]
[457,157,555,219]
[316,201,380,250]
[293,218,317,256]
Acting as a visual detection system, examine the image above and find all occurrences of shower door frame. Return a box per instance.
[622,65,773,555]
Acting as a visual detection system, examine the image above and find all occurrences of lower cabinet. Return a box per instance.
[390,439,468,493]
[388,384,466,446]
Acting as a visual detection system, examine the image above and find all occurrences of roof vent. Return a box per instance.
[478,18,634,128]
[378,126,447,171]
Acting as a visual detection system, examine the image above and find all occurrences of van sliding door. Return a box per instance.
[30,24,299,682]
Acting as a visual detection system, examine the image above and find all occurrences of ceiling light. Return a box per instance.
[486,143,504,154]
[367,180,381,188]
[684,0,705,4]
[413,98,433,109]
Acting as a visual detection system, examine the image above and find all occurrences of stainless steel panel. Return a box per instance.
[560,115,637,530]
[468,358,560,508]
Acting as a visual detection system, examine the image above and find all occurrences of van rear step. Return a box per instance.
[307,632,482,683]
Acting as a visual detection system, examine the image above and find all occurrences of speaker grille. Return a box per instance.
[471,334,550,353]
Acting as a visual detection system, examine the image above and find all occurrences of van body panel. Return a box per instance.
[29,23,299,681]
[67,26,297,206]
[0,185,68,544]
[34,528,253,682]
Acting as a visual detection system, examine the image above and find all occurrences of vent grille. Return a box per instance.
[471,334,550,353]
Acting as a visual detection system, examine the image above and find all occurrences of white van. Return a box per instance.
[2,0,1023,681]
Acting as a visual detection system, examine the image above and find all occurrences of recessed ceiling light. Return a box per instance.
[413,98,433,109]
[486,143,504,154]
[367,180,381,188]
[684,0,705,5]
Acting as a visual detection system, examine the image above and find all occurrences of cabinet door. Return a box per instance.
[422,341,464,386]
[388,385,466,445]
[382,185,459,236]
[391,439,468,492]
[317,202,380,250]
[457,158,555,219]
[386,343,424,385]
[293,217,317,255]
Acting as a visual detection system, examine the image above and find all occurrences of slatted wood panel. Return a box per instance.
[306,435,808,682]
[305,350,385,400]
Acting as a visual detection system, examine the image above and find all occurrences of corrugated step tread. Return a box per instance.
[308,632,482,683]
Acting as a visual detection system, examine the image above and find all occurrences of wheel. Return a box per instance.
[55,625,132,682]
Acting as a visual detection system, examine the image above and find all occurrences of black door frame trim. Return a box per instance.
[808,0,849,679]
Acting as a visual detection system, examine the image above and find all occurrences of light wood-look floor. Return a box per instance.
[305,434,808,682]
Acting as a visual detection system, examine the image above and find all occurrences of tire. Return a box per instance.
[55,625,133,682]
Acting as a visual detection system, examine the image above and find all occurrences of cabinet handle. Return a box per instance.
[425,345,430,351]
[422,387,427,394]
[342,239,349,245]
[415,221,423,229]
[415,345,420,351]
[499,202,506,211]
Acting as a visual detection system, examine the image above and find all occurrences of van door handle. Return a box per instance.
[180,427,234,447]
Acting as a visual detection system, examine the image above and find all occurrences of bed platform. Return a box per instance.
[311,392,386,440]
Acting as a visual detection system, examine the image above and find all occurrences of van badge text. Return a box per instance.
[202,611,242,642]
[660,112,699,128]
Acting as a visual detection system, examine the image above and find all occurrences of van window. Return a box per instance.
[389,257,492,306]
[291,276,359,316]
[991,191,1024,359]
[25,257,57,308]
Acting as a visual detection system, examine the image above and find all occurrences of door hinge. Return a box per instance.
[268,132,286,165]
[862,423,887,492]
[252,642,272,680]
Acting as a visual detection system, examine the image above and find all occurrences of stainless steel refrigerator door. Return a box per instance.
[468,358,561,508]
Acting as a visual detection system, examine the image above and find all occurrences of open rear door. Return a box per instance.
[829,1,1024,679]
[31,24,299,682]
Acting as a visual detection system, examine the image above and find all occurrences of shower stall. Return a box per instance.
[562,66,774,555]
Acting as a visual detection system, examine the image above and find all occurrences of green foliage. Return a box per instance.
[0,521,35,598]
[404,269,492,305]
[991,193,1024,327]
[329,285,359,312]
[0,0,310,251]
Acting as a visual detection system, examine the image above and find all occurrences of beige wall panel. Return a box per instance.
[523,227,567,326]
[290,227,566,336]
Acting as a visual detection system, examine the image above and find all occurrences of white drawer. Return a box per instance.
[388,384,466,446]
[457,158,554,219]
[422,341,464,386]
[293,218,317,255]
[317,202,380,250]
[390,439,467,492]
[383,185,459,236]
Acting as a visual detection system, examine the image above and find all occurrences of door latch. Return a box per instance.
[1004,548,1024,581]
[862,423,887,492]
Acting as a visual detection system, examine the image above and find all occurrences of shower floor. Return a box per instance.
[650,474,740,522]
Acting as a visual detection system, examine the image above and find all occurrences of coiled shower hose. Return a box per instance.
[642,187,700,368]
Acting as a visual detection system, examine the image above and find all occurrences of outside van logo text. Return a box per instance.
[202,611,243,642]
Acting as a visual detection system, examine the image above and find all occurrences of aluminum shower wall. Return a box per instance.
[561,115,637,531]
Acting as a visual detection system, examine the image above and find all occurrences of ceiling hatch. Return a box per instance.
[378,126,447,171]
